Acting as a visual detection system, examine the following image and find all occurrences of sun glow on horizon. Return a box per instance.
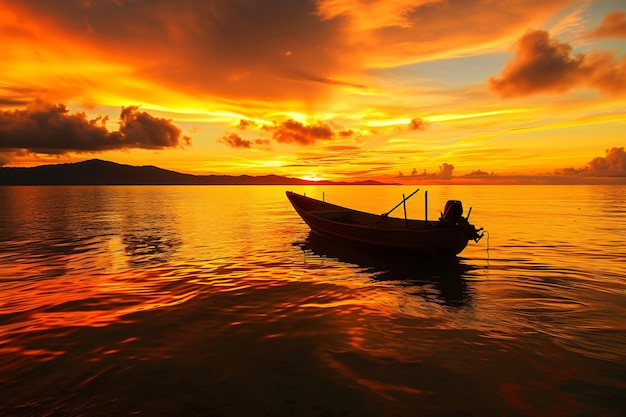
[299,174,324,182]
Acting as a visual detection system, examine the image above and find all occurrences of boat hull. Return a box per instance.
[286,191,475,257]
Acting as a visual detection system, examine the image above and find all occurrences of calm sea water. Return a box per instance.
[1,185,625,416]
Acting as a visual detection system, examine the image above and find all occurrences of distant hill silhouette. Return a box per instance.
[0,159,389,185]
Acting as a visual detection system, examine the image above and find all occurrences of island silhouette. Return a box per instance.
[0,159,390,186]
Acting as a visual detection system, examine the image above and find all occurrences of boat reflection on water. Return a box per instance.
[296,232,475,307]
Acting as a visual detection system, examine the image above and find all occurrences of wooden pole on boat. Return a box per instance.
[383,188,419,217]
[403,194,409,227]
[425,190,428,221]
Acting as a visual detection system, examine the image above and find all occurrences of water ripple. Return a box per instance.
[1,185,625,416]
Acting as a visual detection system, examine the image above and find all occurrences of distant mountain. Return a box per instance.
[0,159,389,186]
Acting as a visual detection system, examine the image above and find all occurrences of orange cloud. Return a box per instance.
[408,118,428,131]
[489,30,626,97]
[0,100,189,156]
[589,10,626,38]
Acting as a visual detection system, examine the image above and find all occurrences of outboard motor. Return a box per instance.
[441,200,463,222]
[440,199,484,242]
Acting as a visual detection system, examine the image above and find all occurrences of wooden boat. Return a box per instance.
[286,191,483,257]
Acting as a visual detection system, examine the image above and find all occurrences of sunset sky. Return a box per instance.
[1,0,625,183]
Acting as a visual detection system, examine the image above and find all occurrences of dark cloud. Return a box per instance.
[118,105,190,148]
[438,163,454,179]
[217,132,270,149]
[463,169,496,177]
[587,147,626,176]
[488,30,626,97]
[408,118,428,131]
[399,163,455,179]
[488,30,584,97]
[220,119,337,149]
[272,119,334,145]
[589,11,626,38]
[0,100,190,155]
[554,166,588,176]
[556,147,626,177]
[219,133,252,149]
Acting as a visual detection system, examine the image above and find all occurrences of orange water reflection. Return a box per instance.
[1,185,625,416]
